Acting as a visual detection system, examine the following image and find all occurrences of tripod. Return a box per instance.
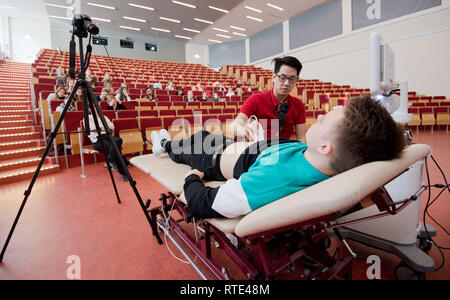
[0,16,162,263]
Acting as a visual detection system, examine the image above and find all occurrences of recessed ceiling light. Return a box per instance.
[172,1,196,9]
[267,3,284,11]
[212,27,228,33]
[216,34,231,39]
[183,28,201,33]
[48,15,72,20]
[151,27,171,33]
[244,6,263,13]
[87,2,116,10]
[175,35,192,40]
[119,25,141,31]
[247,16,263,22]
[159,17,181,23]
[123,16,146,23]
[230,25,246,31]
[44,3,74,10]
[208,6,229,13]
[92,17,112,23]
[208,39,223,44]
[194,18,213,24]
[128,3,154,11]
[233,32,247,37]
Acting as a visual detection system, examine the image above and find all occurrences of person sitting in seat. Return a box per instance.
[116,83,133,102]
[150,95,406,219]
[85,108,130,182]
[185,90,196,102]
[47,86,67,102]
[96,88,109,102]
[143,87,158,102]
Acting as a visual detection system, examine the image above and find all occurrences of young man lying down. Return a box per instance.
[150,95,406,219]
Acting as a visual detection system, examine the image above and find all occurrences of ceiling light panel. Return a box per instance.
[123,16,146,23]
[230,25,246,31]
[159,17,181,23]
[44,3,74,10]
[208,6,229,13]
[194,18,213,24]
[172,1,196,9]
[119,25,141,31]
[151,27,171,33]
[87,2,116,10]
[183,28,201,33]
[247,16,263,22]
[267,3,284,11]
[244,6,263,13]
[128,3,154,11]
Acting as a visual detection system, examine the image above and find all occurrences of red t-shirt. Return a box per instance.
[240,90,306,139]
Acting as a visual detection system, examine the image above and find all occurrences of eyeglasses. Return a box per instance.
[275,74,298,84]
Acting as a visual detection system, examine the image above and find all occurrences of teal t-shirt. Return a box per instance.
[240,142,330,211]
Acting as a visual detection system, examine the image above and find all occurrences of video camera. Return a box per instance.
[72,14,99,38]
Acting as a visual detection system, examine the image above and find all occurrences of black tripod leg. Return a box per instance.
[85,87,162,243]
[0,81,82,263]
[84,88,122,204]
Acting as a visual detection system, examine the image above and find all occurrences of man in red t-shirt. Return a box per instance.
[231,56,306,142]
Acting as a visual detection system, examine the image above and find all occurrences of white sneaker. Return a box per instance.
[150,130,165,156]
[159,129,171,142]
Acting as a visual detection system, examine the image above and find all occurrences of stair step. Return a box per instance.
[0,164,60,185]
[0,115,32,121]
[0,132,41,143]
[0,126,39,134]
[0,146,45,161]
[0,156,49,172]
[0,120,33,128]
[0,140,42,151]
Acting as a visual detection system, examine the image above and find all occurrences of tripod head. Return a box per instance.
[72,14,99,38]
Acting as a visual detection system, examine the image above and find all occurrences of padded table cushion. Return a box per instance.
[131,144,431,237]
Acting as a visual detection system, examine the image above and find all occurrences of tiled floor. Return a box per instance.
[0,130,449,280]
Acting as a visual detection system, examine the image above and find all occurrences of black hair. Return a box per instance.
[272,56,303,76]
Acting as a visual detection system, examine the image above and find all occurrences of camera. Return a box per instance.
[72,14,99,38]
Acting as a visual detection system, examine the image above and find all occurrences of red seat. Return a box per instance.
[118,110,138,119]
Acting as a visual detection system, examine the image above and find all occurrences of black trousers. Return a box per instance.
[165,131,234,181]
[93,135,127,175]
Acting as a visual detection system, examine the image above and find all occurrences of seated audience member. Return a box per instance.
[235,87,244,97]
[56,89,79,112]
[106,97,126,111]
[196,83,204,92]
[177,88,185,96]
[85,108,130,182]
[74,87,84,102]
[86,69,97,87]
[226,88,235,97]
[150,95,406,219]
[216,82,226,92]
[102,72,113,84]
[143,87,158,102]
[103,81,115,95]
[66,78,76,94]
[185,90,196,102]
[212,93,223,102]
[152,82,163,90]
[55,66,65,85]
[47,86,67,102]
[96,88,110,102]
[116,83,133,102]
[247,86,253,92]
[166,80,175,91]
[200,92,209,102]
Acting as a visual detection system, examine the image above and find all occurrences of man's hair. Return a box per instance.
[330,95,406,174]
[272,56,303,76]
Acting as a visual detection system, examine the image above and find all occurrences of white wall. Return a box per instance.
[252,2,450,98]
[0,0,52,63]
[185,43,209,66]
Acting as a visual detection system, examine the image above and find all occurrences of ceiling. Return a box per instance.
[2,0,330,45]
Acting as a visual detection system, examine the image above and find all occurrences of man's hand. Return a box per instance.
[184,169,205,180]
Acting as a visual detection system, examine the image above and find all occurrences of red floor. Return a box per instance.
[0,130,449,280]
